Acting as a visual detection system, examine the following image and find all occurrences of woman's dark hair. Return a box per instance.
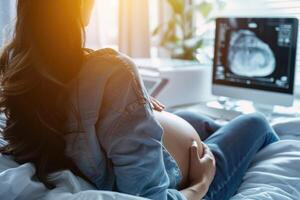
[0,0,87,188]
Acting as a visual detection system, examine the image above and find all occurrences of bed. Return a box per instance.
[0,120,300,200]
[230,120,300,200]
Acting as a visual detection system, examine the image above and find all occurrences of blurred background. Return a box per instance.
[1,0,300,95]
[1,1,298,57]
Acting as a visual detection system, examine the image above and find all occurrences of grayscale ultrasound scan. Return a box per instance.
[213,18,298,94]
[228,30,276,77]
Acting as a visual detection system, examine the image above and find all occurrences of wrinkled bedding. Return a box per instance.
[230,140,300,200]
[228,120,300,200]
[1,120,300,200]
[0,154,148,200]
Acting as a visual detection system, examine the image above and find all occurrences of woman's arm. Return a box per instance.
[181,184,209,200]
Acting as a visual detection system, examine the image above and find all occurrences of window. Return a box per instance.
[0,0,120,50]
[0,0,160,56]
[85,0,119,50]
[0,1,16,47]
[148,0,162,57]
[87,0,157,56]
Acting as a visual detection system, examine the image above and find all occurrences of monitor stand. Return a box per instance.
[202,97,297,121]
[175,97,298,122]
[253,103,274,114]
[217,97,278,117]
[196,97,250,121]
[253,103,274,119]
[213,97,254,114]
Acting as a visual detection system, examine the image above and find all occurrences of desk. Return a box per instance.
[169,98,300,124]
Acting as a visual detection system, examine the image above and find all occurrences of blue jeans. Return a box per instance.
[174,111,279,200]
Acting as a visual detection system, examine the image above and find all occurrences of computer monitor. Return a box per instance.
[212,17,298,106]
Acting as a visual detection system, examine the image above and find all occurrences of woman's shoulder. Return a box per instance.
[67,49,141,127]
[83,48,139,76]
[81,48,147,108]
[85,48,119,60]
[68,48,148,127]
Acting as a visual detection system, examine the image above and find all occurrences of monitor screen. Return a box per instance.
[213,18,298,94]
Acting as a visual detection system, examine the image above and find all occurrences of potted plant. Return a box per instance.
[153,0,225,61]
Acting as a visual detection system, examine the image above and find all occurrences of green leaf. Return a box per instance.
[159,24,176,46]
[167,0,185,14]
[192,39,204,50]
[198,1,213,18]
[156,0,227,60]
[152,25,162,36]
[167,19,176,30]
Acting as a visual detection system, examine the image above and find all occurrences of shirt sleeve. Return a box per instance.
[97,52,186,200]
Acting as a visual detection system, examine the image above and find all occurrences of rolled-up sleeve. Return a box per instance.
[97,52,186,200]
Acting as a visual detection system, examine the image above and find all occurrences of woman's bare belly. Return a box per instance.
[154,111,203,189]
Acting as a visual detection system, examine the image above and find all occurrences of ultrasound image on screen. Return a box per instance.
[228,30,276,77]
[213,18,298,94]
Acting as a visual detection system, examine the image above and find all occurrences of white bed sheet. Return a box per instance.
[229,119,300,200]
[273,119,300,140]
[0,153,148,200]
[1,121,300,200]
[230,140,300,200]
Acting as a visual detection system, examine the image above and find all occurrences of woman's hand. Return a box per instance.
[150,97,165,112]
[189,141,216,188]
[180,142,216,200]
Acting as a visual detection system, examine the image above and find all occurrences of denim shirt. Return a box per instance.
[64,48,186,200]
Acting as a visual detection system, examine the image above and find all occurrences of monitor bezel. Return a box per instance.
[212,17,299,95]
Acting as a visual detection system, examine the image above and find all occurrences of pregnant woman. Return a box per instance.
[0,1,279,200]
